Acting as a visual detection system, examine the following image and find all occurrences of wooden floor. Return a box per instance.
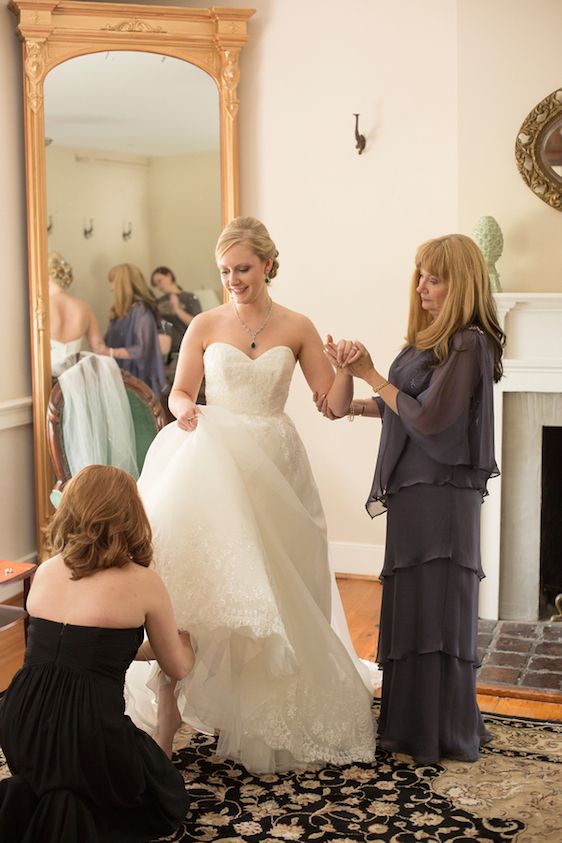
[2,579,562,721]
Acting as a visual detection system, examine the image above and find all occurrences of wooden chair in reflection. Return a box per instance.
[47,367,166,498]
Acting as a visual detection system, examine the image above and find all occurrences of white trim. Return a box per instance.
[329,541,383,578]
[0,397,33,431]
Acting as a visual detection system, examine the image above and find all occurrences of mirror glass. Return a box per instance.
[45,50,223,356]
[540,118,562,183]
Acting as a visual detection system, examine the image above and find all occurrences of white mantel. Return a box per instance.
[479,292,562,620]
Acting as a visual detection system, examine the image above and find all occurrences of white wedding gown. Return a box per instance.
[126,343,376,774]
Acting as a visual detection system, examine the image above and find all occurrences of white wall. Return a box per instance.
[458,0,562,292]
[46,146,222,331]
[148,150,221,291]
[46,146,152,330]
[2,0,562,576]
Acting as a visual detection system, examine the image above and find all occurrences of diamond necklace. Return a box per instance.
[232,298,273,349]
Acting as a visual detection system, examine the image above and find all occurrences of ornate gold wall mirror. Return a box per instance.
[10,0,254,555]
[515,88,562,210]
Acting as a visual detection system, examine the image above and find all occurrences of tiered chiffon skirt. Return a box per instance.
[376,484,490,763]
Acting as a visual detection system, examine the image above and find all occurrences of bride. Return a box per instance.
[127,217,376,774]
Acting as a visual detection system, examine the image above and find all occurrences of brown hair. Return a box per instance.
[44,465,153,580]
[150,266,181,290]
[215,216,280,279]
[108,263,158,320]
[405,233,505,382]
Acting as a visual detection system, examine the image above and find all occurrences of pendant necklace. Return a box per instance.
[233,297,273,349]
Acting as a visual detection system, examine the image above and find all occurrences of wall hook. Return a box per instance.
[47,215,53,235]
[353,113,366,155]
[83,218,94,239]
[122,221,132,241]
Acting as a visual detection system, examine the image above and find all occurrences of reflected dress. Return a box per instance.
[368,327,499,763]
[130,342,376,774]
[0,618,188,843]
[105,300,167,400]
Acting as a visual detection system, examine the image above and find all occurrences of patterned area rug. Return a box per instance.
[1,707,560,842]
[157,707,562,842]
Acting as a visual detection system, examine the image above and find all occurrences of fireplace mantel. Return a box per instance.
[480,292,562,619]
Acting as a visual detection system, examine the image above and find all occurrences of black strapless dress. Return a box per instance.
[0,618,188,842]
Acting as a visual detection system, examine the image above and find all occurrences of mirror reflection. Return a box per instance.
[45,51,223,406]
[541,118,562,182]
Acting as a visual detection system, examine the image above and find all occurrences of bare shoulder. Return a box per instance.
[129,563,168,596]
[35,553,64,577]
[274,304,318,334]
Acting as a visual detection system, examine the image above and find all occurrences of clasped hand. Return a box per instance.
[313,335,376,418]
[324,336,375,379]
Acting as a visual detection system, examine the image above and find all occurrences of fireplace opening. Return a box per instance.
[539,425,562,620]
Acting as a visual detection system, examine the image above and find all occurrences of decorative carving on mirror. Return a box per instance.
[515,88,562,211]
[10,0,254,555]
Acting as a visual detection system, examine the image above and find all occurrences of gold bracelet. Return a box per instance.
[347,402,356,422]
[372,379,390,394]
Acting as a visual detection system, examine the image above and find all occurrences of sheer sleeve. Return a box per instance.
[125,304,156,360]
[395,328,493,466]
[366,328,498,516]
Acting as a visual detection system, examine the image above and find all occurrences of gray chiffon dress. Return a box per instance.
[368,326,499,763]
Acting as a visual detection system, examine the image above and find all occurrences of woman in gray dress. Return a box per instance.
[105,264,167,400]
[318,233,505,763]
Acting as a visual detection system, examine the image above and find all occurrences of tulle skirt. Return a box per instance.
[126,406,377,774]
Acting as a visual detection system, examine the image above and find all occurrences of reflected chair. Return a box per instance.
[47,368,166,499]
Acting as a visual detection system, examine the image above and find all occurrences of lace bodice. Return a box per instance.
[203,343,296,416]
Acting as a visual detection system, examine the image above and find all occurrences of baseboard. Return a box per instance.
[329,541,383,578]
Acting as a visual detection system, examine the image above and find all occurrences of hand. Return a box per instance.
[169,293,182,314]
[323,335,363,371]
[332,339,376,381]
[312,391,340,420]
[177,402,200,432]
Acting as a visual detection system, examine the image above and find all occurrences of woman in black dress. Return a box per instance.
[0,465,194,842]
[319,233,505,763]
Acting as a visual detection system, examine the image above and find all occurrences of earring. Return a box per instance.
[264,275,270,285]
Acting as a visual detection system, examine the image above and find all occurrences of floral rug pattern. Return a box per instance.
[156,708,561,842]
[1,708,560,842]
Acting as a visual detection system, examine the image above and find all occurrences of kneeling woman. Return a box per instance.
[0,465,193,843]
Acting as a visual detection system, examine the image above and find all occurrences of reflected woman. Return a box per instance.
[150,266,202,357]
[105,264,167,400]
[48,251,108,376]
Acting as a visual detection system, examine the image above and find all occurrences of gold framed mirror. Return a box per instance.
[515,87,562,211]
[9,0,254,556]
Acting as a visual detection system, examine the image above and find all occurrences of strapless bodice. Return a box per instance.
[24,617,143,684]
[50,336,84,377]
[204,343,296,416]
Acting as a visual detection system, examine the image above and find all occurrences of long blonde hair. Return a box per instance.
[215,216,280,279]
[405,234,505,381]
[108,263,158,320]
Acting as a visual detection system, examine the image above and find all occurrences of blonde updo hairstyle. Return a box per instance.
[215,216,280,280]
[44,464,153,580]
[405,233,505,382]
[48,251,74,289]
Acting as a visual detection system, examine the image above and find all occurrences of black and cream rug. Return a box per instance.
[162,707,562,842]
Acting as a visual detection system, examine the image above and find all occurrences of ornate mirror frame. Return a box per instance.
[515,88,562,211]
[9,0,254,554]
